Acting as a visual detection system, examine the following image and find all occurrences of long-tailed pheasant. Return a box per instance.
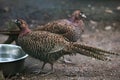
[0,10,86,44]
[14,19,119,75]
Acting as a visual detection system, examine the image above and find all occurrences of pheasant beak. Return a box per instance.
[80,12,87,18]
[12,19,22,29]
[14,19,21,24]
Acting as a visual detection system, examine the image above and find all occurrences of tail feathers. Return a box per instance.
[67,43,119,61]
[73,43,119,56]
[72,45,110,61]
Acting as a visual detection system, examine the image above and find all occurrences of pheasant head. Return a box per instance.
[14,19,31,36]
[70,10,86,31]
[71,10,86,21]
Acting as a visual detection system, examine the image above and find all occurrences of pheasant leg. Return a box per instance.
[33,62,46,74]
[33,62,54,76]
[41,63,54,76]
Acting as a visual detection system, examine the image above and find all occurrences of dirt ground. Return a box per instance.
[0,0,120,80]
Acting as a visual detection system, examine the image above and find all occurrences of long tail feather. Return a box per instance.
[73,46,109,61]
[73,43,119,56]
[66,42,119,61]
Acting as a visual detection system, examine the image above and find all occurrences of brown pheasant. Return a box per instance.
[0,10,86,44]
[35,10,86,42]
[14,19,119,75]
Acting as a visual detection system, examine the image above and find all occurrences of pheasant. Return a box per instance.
[0,10,86,44]
[35,10,86,42]
[14,19,119,75]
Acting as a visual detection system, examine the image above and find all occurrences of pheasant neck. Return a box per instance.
[69,17,81,23]
[69,17,83,28]
[19,27,31,37]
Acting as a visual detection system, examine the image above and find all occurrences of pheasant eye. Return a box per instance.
[17,21,21,24]
[80,12,86,18]
[14,19,22,28]
[15,19,21,24]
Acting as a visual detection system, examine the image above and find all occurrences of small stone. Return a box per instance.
[92,58,95,60]
[116,6,120,10]
[31,20,36,23]
[92,26,95,29]
[105,9,113,13]
[21,76,25,80]
[88,4,91,8]
[16,73,20,76]
[81,34,89,38]
[95,29,99,32]
[112,23,116,26]
[90,20,98,26]
[30,24,34,28]
[105,26,112,30]
[110,73,113,75]
[91,7,95,10]
[3,7,9,12]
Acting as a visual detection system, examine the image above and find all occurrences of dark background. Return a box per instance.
[0,0,120,30]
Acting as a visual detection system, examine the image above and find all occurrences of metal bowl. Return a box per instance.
[0,44,28,76]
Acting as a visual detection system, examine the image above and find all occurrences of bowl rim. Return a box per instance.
[0,44,28,63]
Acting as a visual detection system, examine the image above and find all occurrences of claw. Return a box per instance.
[32,70,46,74]
[40,69,54,76]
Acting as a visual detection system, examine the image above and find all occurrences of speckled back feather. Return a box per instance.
[17,31,70,63]
[36,19,83,42]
